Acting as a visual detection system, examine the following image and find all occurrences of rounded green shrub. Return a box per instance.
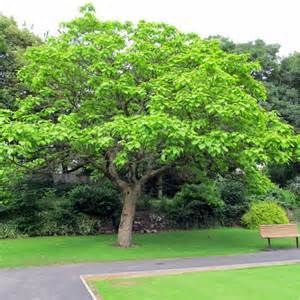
[241,201,289,229]
[68,184,121,219]
[218,178,249,226]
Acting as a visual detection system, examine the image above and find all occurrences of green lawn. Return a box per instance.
[91,264,300,300]
[0,228,297,268]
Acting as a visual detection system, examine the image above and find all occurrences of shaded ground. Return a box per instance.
[0,249,300,300]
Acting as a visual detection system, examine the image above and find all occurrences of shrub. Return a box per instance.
[250,187,298,210]
[0,222,25,239]
[10,188,103,236]
[37,212,101,236]
[218,179,249,226]
[7,188,57,235]
[241,201,289,229]
[288,176,300,199]
[169,183,223,229]
[68,184,121,219]
[149,197,174,214]
[268,163,299,187]
[0,182,117,237]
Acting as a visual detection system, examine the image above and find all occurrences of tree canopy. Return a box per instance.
[0,4,297,246]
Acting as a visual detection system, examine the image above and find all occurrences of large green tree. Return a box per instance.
[0,5,297,247]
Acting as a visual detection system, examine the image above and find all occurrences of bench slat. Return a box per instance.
[260,224,299,238]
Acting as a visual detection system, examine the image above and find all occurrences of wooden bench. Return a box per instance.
[259,224,299,248]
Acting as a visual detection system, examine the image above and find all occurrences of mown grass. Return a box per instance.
[91,264,300,300]
[0,227,297,268]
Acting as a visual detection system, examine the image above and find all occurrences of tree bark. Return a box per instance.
[157,174,163,198]
[117,184,141,247]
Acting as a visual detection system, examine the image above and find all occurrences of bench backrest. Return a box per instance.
[260,224,299,238]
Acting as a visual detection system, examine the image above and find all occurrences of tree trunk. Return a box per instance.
[157,174,163,198]
[117,184,140,247]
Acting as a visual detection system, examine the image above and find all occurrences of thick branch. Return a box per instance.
[106,151,127,189]
[140,165,170,185]
[128,161,138,183]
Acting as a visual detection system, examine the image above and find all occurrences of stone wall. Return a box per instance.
[99,210,173,234]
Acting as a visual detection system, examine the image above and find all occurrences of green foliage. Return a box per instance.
[0,15,41,109]
[0,180,120,236]
[149,197,174,214]
[68,184,121,220]
[211,37,280,81]
[247,186,298,210]
[242,201,289,229]
[268,163,299,187]
[212,37,299,133]
[0,221,25,239]
[0,5,296,194]
[169,183,223,228]
[288,176,300,199]
[36,211,101,236]
[265,52,300,132]
[7,188,71,236]
[244,169,276,196]
[218,178,249,225]
[0,6,297,245]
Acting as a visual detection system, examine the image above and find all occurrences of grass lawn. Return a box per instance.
[91,264,300,300]
[0,228,297,268]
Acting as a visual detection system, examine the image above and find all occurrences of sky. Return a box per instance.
[1,0,299,56]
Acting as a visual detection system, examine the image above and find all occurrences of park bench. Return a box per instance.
[259,224,299,248]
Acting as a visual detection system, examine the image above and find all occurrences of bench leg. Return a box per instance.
[268,238,271,248]
[296,237,299,249]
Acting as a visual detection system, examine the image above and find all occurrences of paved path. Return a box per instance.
[0,249,300,300]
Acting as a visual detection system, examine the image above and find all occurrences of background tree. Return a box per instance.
[211,36,299,132]
[0,15,40,203]
[0,15,40,109]
[210,37,280,81]
[265,52,300,132]
[211,36,300,188]
[0,5,296,247]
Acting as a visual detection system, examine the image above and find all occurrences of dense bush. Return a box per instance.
[251,187,298,210]
[5,188,72,236]
[68,184,121,219]
[0,222,25,239]
[36,211,101,236]
[241,201,289,229]
[268,163,299,187]
[168,183,224,228]
[0,181,121,236]
[5,188,57,235]
[218,179,249,225]
[288,176,300,199]
[149,197,174,214]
